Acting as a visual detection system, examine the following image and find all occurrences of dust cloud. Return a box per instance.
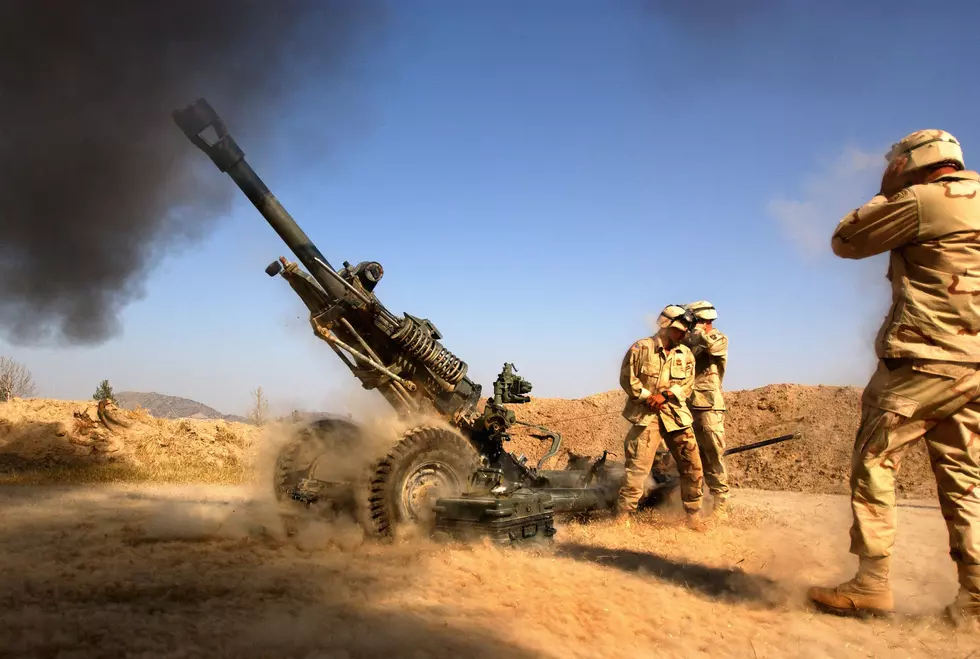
[0,395,974,656]
[0,0,382,347]
[0,481,972,658]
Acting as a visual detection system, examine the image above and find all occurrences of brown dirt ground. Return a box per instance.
[0,482,973,658]
[0,392,973,658]
[502,384,937,499]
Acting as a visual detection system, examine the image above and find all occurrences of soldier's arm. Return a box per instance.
[706,331,728,382]
[830,188,920,259]
[705,330,727,357]
[619,343,651,402]
[666,383,689,403]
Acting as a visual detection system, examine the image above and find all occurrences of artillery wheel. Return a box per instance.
[367,426,482,538]
[272,417,365,532]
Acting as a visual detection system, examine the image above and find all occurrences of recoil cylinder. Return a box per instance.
[391,316,467,384]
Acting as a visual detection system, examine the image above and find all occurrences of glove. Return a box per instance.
[647,392,667,409]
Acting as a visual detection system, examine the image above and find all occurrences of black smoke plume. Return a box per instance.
[0,0,382,346]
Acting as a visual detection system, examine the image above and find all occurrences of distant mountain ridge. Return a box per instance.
[114,391,250,423]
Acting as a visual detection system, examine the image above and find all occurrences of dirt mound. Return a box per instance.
[0,384,939,498]
[503,383,937,499]
[0,397,261,483]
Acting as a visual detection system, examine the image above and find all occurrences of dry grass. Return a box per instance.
[127,403,155,423]
[0,397,263,486]
[0,461,249,486]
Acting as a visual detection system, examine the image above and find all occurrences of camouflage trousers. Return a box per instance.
[693,409,729,499]
[618,419,704,514]
[849,358,980,570]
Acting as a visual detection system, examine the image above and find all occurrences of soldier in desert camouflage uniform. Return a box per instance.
[684,300,731,519]
[616,304,706,530]
[807,130,980,628]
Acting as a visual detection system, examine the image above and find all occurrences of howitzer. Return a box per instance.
[172,97,794,540]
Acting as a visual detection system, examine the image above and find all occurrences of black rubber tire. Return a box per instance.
[272,417,363,502]
[272,417,366,534]
[367,426,482,538]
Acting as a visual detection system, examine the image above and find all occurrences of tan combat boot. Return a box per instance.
[685,508,707,532]
[711,496,729,521]
[613,510,634,529]
[944,563,980,631]
[807,556,895,618]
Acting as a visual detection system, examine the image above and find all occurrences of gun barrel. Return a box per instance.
[723,432,800,456]
[172,98,352,305]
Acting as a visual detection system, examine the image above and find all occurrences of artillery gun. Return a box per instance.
[172,98,798,540]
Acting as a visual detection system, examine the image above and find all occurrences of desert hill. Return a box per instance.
[114,391,249,423]
[0,383,936,497]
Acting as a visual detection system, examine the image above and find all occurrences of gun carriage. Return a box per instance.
[173,98,798,542]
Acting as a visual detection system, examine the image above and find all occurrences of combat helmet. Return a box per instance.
[885,129,965,174]
[686,300,717,321]
[658,304,696,332]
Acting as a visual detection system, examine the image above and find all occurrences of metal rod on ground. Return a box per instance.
[723,432,801,456]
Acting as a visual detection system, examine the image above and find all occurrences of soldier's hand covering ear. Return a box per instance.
[880,153,910,198]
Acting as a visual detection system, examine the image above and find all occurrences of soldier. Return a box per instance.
[616,304,706,530]
[684,300,731,519]
[807,130,980,629]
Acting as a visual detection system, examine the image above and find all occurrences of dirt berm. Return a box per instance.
[503,383,937,499]
[0,398,260,484]
[0,384,936,498]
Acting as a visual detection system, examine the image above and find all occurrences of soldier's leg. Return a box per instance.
[808,398,926,617]
[651,439,673,483]
[809,360,980,618]
[845,407,934,561]
[617,424,659,516]
[662,425,704,521]
[695,409,730,506]
[924,402,980,626]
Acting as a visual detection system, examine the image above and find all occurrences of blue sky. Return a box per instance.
[6,0,980,417]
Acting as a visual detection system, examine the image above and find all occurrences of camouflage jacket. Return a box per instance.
[832,170,980,363]
[685,326,728,411]
[619,332,696,431]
